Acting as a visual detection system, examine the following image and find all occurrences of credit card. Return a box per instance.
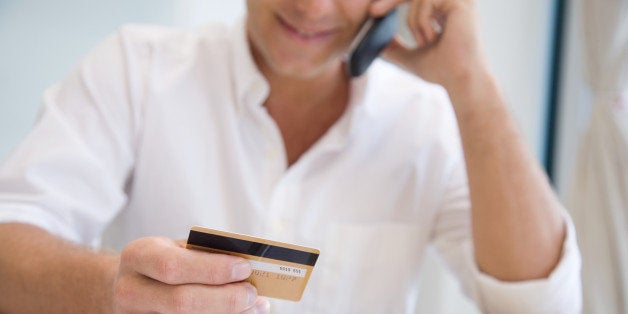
[186,226,320,301]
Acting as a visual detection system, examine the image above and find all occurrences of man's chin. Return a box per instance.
[268,59,345,80]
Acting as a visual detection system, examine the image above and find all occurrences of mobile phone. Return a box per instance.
[346,9,399,77]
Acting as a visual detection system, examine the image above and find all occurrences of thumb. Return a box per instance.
[175,238,188,247]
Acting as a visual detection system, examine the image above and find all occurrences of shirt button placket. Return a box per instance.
[267,173,300,240]
[267,183,286,237]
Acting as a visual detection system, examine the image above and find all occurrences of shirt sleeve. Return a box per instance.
[429,159,583,313]
[0,29,144,245]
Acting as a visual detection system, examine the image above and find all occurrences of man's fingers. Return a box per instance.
[121,237,252,285]
[408,0,445,47]
[370,0,445,47]
[174,238,187,247]
[242,298,271,314]
[370,0,406,17]
[417,0,438,43]
[115,274,260,313]
[114,237,270,313]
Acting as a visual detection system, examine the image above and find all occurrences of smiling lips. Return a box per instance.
[276,13,338,42]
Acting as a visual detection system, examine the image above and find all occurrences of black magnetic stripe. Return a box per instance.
[187,230,318,266]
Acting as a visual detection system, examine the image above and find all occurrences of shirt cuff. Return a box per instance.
[473,211,582,314]
[0,203,82,243]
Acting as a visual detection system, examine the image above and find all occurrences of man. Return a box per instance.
[0,0,581,313]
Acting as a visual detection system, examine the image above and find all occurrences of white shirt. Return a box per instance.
[0,21,581,313]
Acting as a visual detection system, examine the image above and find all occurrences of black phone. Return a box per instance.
[346,9,399,77]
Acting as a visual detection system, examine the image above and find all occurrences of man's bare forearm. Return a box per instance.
[0,223,119,313]
[447,71,565,281]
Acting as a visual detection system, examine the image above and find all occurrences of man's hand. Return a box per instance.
[370,0,488,92]
[114,237,270,314]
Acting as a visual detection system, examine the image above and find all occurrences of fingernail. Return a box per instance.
[246,284,258,307]
[254,298,270,314]
[232,261,251,280]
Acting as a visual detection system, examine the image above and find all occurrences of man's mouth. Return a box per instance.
[275,13,338,42]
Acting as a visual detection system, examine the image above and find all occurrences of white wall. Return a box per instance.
[478,0,556,159]
[0,1,557,312]
[174,0,244,27]
[0,0,175,160]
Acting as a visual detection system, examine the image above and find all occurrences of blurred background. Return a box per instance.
[0,0,625,313]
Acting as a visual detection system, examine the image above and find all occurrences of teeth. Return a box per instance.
[279,16,327,38]
[297,29,316,37]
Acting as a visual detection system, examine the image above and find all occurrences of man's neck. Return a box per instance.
[262,64,349,113]
[259,64,351,166]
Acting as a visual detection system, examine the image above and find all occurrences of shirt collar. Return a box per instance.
[228,17,378,122]
[230,18,270,113]
[321,71,375,151]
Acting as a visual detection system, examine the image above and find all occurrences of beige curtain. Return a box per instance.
[569,0,627,313]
